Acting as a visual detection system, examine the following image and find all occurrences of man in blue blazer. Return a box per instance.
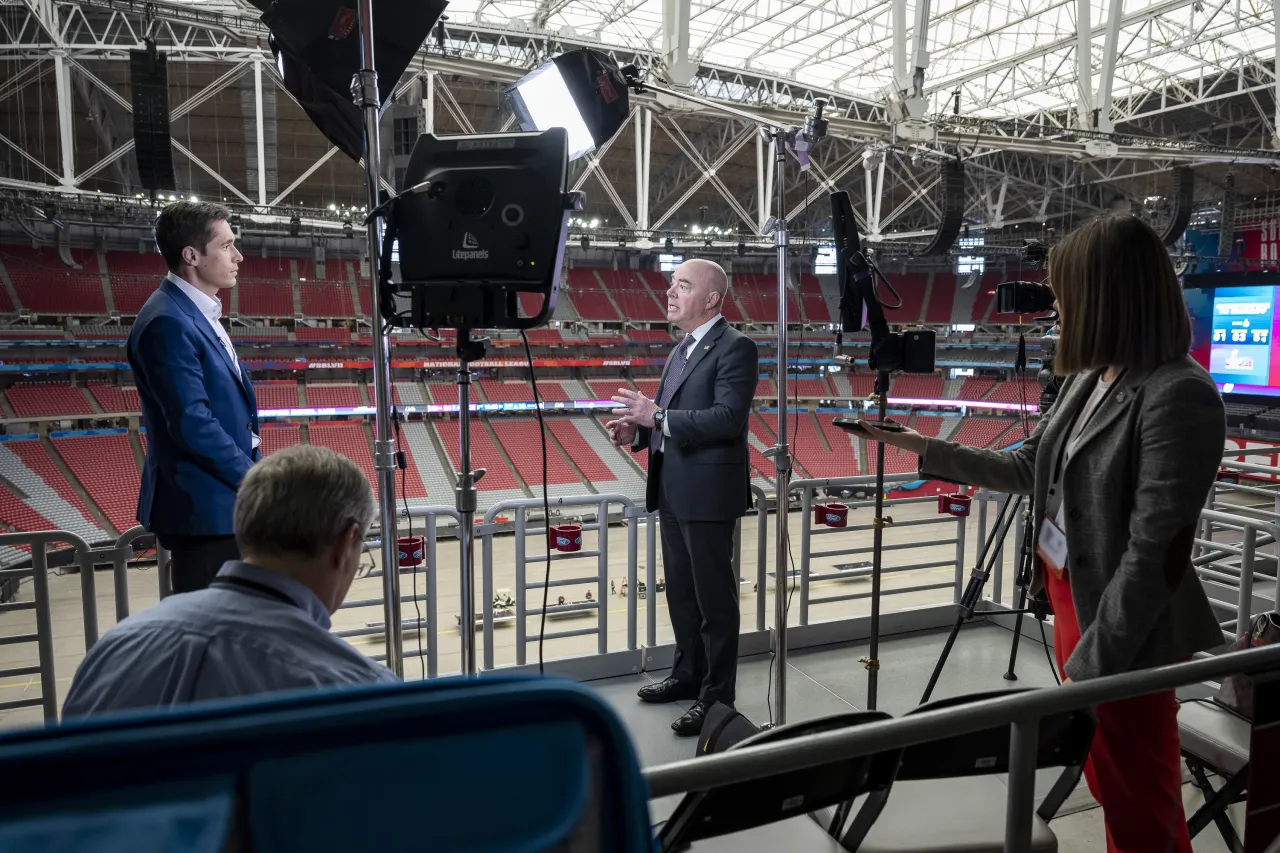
[129,201,261,593]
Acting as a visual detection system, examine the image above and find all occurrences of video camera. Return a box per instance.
[994,279,1062,412]
[995,280,1054,315]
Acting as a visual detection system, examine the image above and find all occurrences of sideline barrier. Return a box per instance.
[643,643,1280,852]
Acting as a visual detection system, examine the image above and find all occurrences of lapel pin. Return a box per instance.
[703,344,711,350]
[1116,392,1126,403]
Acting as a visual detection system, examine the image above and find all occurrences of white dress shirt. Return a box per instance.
[168,273,260,450]
[660,313,723,449]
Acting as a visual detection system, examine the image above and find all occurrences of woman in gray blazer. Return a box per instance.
[864,215,1223,853]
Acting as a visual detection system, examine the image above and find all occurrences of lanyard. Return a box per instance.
[210,575,298,609]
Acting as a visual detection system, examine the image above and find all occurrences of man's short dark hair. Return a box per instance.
[154,201,232,272]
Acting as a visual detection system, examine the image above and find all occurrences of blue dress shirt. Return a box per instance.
[62,561,398,717]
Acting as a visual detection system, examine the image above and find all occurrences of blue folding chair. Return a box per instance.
[0,676,654,853]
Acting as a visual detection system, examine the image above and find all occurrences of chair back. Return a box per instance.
[0,676,653,853]
[837,689,1095,850]
[658,710,899,852]
[895,688,1094,781]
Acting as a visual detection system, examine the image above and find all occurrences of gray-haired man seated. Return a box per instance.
[63,445,399,717]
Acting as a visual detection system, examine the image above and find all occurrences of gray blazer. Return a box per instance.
[920,355,1225,681]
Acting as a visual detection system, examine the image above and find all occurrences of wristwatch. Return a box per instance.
[653,408,666,432]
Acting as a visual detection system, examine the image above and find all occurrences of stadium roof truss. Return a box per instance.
[1,0,1279,247]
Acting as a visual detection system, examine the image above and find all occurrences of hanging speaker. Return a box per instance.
[920,158,965,256]
[130,43,175,192]
[1160,167,1194,247]
[1217,172,1236,258]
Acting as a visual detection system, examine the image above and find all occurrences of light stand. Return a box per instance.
[829,196,936,711]
[863,371,891,709]
[621,69,827,724]
[764,128,793,725]
[352,0,402,676]
[455,331,488,675]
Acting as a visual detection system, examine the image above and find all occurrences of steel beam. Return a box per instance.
[172,140,255,206]
[253,57,267,207]
[270,148,340,208]
[51,49,75,187]
[1076,0,1094,129]
[1095,0,1126,133]
[662,0,695,86]
[1274,0,1280,149]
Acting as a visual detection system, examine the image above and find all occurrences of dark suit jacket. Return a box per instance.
[920,355,1225,680]
[129,278,260,538]
[632,318,758,522]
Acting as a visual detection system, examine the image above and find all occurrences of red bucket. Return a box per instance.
[397,535,426,567]
[814,503,849,528]
[938,493,972,517]
[548,523,583,553]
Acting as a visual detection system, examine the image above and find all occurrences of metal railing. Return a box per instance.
[478,494,636,671]
[5,476,1277,725]
[348,506,460,675]
[0,531,93,722]
[791,474,966,624]
[643,643,1280,853]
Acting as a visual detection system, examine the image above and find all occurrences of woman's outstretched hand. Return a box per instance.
[858,420,927,456]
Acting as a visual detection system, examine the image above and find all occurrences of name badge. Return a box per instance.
[1036,516,1069,579]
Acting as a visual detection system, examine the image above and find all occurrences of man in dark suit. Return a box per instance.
[129,201,260,593]
[607,259,758,736]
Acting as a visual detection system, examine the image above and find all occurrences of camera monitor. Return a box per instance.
[394,129,577,332]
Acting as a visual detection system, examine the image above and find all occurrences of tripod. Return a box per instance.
[919,490,1039,704]
[455,329,488,676]
[1002,494,1048,681]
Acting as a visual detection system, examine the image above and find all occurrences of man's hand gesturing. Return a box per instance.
[611,388,659,430]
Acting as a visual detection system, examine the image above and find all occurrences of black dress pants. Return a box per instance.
[157,533,241,594]
[658,465,740,705]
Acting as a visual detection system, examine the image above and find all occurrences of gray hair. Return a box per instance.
[234,445,375,558]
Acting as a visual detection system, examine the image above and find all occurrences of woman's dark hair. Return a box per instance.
[1049,214,1190,375]
[154,201,232,272]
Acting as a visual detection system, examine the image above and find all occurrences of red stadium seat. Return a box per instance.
[545,419,616,484]
[53,433,141,535]
[6,383,95,419]
[489,418,581,486]
[432,418,520,491]
[2,247,102,314]
[88,383,140,414]
[304,384,364,408]
[566,269,620,321]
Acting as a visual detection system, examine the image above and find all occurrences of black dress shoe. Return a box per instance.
[638,677,700,704]
[671,701,709,737]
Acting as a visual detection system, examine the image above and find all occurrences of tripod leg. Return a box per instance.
[921,611,966,705]
[1004,506,1037,681]
[1004,589,1026,681]
[921,493,1023,705]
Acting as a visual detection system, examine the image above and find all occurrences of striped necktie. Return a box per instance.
[650,334,696,452]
